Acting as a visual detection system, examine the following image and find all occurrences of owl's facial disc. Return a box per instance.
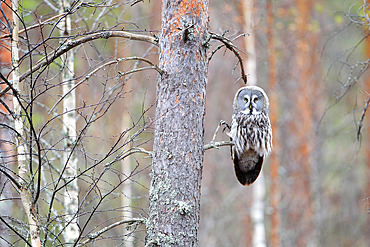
[238,89,264,115]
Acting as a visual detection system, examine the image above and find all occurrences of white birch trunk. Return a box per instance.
[121,101,134,247]
[59,0,79,243]
[121,150,134,247]
[243,0,266,246]
[243,0,257,86]
[251,175,266,247]
[11,0,41,245]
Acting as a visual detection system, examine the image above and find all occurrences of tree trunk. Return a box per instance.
[288,0,315,245]
[363,8,370,245]
[120,66,134,247]
[241,1,266,246]
[266,0,281,246]
[146,0,209,246]
[59,0,79,243]
[242,0,257,86]
[11,0,41,245]
[0,1,12,245]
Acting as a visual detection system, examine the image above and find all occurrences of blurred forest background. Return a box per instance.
[0,0,369,246]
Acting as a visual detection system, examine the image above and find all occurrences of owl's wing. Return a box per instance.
[233,150,264,186]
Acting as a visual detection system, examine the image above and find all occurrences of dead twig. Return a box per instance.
[209,32,248,83]
[78,218,145,246]
[357,96,370,141]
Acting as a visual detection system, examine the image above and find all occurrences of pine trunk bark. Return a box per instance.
[266,0,281,246]
[146,1,209,246]
[289,0,315,245]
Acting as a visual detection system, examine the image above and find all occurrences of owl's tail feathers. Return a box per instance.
[234,155,264,186]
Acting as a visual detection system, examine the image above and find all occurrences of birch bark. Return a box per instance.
[242,1,266,246]
[59,0,79,243]
[12,0,41,245]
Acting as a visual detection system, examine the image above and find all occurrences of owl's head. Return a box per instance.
[233,86,269,115]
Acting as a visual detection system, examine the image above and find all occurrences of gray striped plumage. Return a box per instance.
[228,86,272,185]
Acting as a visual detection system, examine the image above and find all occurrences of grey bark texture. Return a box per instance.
[146,0,209,246]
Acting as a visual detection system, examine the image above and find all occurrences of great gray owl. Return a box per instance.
[228,86,272,186]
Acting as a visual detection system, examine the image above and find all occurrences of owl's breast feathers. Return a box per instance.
[228,112,272,185]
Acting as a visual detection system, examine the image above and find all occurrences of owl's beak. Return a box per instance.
[249,104,252,109]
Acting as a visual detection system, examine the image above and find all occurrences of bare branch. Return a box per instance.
[203,120,233,151]
[0,216,31,246]
[0,167,21,189]
[0,11,69,39]
[48,57,162,114]
[357,96,370,141]
[0,85,11,97]
[117,147,153,161]
[20,31,157,80]
[145,240,158,247]
[209,32,248,83]
[0,30,158,98]
[78,218,145,246]
[204,141,233,151]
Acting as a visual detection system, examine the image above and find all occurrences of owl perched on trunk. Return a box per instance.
[228,86,272,186]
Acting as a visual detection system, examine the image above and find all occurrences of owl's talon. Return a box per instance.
[210,120,230,143]
[219,120,231,132]
[222,125,230,132]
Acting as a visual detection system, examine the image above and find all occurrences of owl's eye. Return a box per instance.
[253,98,258,103]
[244,98,249,103]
